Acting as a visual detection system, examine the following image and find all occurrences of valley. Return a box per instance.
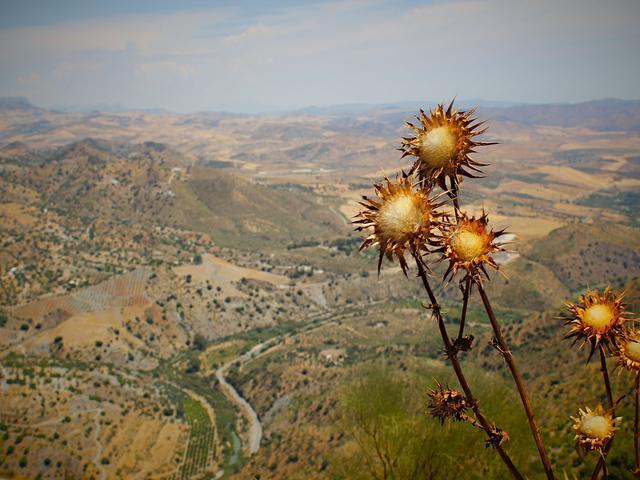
[0,98,639,479]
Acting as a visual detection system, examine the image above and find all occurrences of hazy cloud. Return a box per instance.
[0,0,638,112]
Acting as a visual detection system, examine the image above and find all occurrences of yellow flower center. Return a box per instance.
[625,340,640,363]
[418,126,458,168]
[379,195,424,240]
[580,415,612,439]
[582,304,615,332]
[451,230,486,261]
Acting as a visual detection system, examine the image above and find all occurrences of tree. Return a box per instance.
[332,369,445,480]
[192,334,207,352]
[185,358,200,374]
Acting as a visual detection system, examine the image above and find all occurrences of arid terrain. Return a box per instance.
[1,97,639,479]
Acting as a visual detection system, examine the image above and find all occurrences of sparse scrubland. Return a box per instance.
[0,98,639,479]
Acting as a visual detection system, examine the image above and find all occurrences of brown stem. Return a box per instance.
[450,182,461,221]
[591,448,610,480]
[600,346,614,412]
[635,373,640,475]
[414,257,524,480]
[457,277,472,341]
[476,280,555,480]
[591,346,616,480]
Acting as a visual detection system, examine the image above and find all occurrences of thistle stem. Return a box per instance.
[591,346,616,480]
[600,346,614,412]
[635,373,640,475]
[591,448,610,480]
[413,256,524,480]
[450,182,461,221]
[457,276,472,341]
[476,280,555,480]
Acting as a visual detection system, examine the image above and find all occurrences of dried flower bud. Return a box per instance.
[486,426,510,448]
[571,405,620,452]
[427,382,469,424]
[400,100,495,192]
[436,211,506,281]
[354,173,446,274]
[565,288,629,351]
[617,329,640,372]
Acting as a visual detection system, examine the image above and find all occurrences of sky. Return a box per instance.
[0,0,639,113]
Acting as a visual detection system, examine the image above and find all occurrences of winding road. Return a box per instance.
[214,341,272,455]
[212,307,362,458]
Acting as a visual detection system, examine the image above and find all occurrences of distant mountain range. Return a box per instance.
[0,96,43,112]
[484,98,640,131]
[2,96,640,133]
[293,98,527,115]
[294,98,640,132]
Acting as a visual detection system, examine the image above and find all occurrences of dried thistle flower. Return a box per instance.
[400,100,495,192]
[616,329,640,372]
[571,405,620,452]
[354,173,446,274]
[427,381,469,424]
[436,210,506,281]
[565,288,629,351]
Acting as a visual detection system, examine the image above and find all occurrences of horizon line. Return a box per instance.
[1,95,640,116]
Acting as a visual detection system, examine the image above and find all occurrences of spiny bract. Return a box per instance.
[435,210,507,281]
[565,288,630,352]
[353,173,446,274]
[427,381,469,425]
[616,329,640,372]
[571,405,620,452]
[400,100,495,194]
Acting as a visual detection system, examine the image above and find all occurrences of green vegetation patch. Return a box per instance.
[174,398,216,480]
